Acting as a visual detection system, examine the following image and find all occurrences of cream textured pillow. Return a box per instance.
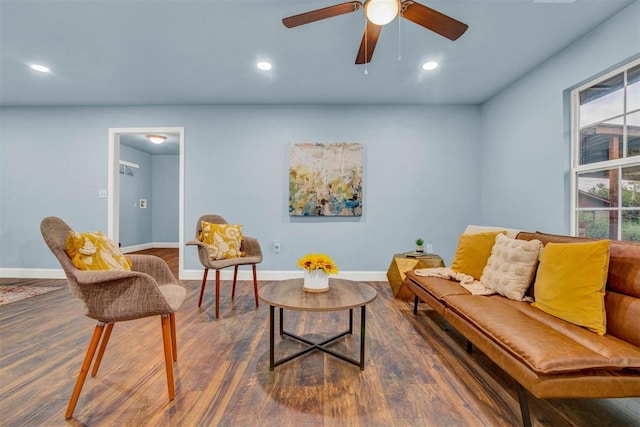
[198,221,245,260]
[532,240,610,335]
[480,234,542,301]
[66,231,132,271]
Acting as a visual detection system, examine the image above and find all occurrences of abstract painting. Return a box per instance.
[289,142,363,216]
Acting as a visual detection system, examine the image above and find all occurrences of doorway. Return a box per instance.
[108,127,185,279]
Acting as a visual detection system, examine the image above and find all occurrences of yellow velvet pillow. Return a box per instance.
[198,221,245,260]
[450,231,506,280]
[65,231,132,271]
[531,240,610,335]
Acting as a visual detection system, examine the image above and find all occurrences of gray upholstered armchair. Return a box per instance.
[186,214,262,318]
[40,216,186,419]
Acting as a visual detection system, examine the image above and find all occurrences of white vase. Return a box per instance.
[303,269,330,292]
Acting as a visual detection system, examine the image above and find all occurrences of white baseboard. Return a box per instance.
[121,242,179,253]
[0,268,66,279]
[1,268,387,282]
[180,269,387,282]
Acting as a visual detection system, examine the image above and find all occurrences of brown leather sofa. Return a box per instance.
[403,231,640,427]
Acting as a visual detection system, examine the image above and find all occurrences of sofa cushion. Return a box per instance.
[443,294,640,374]
[450,231,505,280]
[464,224,521,239]
[481,234,542,301]
[532,240,610,335]
[405,271,469,301]
[605,291,640,347]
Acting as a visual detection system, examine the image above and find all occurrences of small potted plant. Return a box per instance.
[416,238,424,253]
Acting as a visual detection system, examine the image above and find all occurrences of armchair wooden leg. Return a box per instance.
[215,270,221,319]
[65,322,105,419]
[198,268,209,308]
[169,312,177,362]
[161,315,176,400]
[231,265,239,301]
[91,323,114,377]
[252,264,259,308]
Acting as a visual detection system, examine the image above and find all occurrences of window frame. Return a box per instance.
[570,57,640,240]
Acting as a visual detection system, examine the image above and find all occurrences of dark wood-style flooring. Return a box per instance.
[1,248,638,426]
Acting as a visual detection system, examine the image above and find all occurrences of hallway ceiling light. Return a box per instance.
[147,134,166,144]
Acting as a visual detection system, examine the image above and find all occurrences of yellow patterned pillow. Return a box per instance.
[198,221,245,260]
[65,231,132,271]
[450,231,506,280]
[532,240,610,335]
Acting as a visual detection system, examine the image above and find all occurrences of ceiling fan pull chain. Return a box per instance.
[364,21,369,75]
[398,12,402,61]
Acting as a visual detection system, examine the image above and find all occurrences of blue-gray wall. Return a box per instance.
[480,1,640,234]
[183,105,481,270]
[152,154,179,243]
[119,144,152,247]
[118,147,178,248]
[0,105,481,272]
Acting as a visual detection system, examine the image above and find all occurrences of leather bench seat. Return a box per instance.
[442,294,640,374]
[403,270,468,316]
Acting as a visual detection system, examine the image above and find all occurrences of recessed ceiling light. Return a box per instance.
[30,64,50,73]
[422,61,438,71]
[256,61,272,71]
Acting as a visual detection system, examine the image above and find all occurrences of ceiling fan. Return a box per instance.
[282,0,468,65]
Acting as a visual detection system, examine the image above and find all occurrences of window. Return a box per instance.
[572,59,640,241]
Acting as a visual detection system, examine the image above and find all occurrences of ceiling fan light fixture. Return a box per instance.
[364,0,399,26]
[147,134,166,144]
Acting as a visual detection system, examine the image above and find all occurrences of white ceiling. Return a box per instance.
[0,0,635,107]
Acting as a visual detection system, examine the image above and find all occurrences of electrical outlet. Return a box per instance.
[427,244,434,254]
[98,189,107,199]
[272,241,281,253]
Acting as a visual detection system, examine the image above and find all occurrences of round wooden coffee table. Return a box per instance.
[259,278,377,370]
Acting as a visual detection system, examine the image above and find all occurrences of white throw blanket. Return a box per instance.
[413,267,496,296]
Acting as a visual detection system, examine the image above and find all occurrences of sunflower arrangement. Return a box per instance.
[297,253,339,275]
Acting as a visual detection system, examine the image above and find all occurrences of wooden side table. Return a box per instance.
[386,253,444,300]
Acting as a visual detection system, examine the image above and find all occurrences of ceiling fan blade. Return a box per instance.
[401,1,468,41]
[355,21,382,64]
[283,1,363,28]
